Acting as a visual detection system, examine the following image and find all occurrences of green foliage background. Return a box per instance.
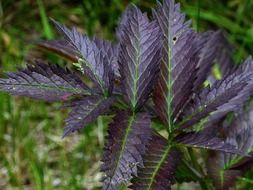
[0,0,253,189]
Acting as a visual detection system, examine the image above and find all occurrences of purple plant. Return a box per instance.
[1,0,253,189]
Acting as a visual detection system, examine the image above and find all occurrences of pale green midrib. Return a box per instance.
[166,18,173,133]
[147,145,171,190]
[2,82,90,95]
[132,31,141,111]
[109,114,135,185]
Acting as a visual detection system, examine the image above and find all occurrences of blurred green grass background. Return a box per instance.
[1,0,253,189]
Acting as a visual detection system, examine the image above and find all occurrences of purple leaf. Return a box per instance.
[130,133,181,190]
[118,6,162,111]
[63,95,115,137]
[180,57,253,129]
[0,60,89,101]
[175,129,244,155]
[116,6,132,40]
[93,37,119,78]
[51,19,114,94]
[152,0,201,130]
[101,111,152,189]
[36,40,79,62]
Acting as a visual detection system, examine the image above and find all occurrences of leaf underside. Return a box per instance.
[63,95,115,137]
[130,133,181,190]
[51,19,114,93]
[180,58,253,129]
[118,6,162,111]
[101,111,152,190]
[0,60,89,101]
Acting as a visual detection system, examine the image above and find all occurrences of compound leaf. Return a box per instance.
[0,60,89,101]
[118,6,162,111]
[130,133,181,190]
[101,111,152,190]
[63,95,115,137]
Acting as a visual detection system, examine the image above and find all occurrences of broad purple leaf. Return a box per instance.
[0,61,89,101]
[130,133,181,190]
[152,0,201,130]
[180,57,253,129]
[207,103,253,190]
[63,96,115,137]
[118,6,162,111]
[36,40,79,62]
[101,111,152,190]
[51,19,114,94]
[175,129,244,155]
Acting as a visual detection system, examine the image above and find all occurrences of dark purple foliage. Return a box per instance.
[180,58,253,129]
[175,129,244,155]
[1,0,253,189]
[36,40,79,62]
[101,111,152,190]
[118,6,162,111]
[0,60,90,101]
[63,96,115,137]
[130,133,181,190]
[51,19,115,94]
